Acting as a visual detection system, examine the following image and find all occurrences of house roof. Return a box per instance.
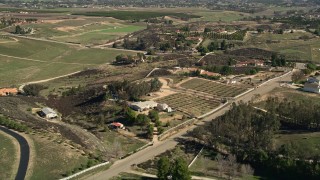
[112,122,124,127]
[41,107,57,115]
[130,101,158,109]
[0,88,18,94]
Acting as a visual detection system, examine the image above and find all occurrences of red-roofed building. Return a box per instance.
[0,88,18,96]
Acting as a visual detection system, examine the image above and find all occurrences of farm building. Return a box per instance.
[39,107,58,119]
[157,103,173,112]
[130,101,158,112]
[0,88,18,96]
[303,76,320,94]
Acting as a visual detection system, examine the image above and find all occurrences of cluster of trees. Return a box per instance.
[14,25,32,34]
[62,85,84,97]
[125,108,164,138]
[197,40,233,55]
[271,54,286,67]
[108,78,162,101]
[123,37,147,50]
[23,84,47,96]
[114,53,146,65]
[157,156,191,180]
[0,116,28,132]
[303,63,320,74]
[204,30,247,41]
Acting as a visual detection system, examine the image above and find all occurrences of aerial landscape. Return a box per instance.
[1,0,320,179]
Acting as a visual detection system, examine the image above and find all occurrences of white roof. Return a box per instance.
[131,101,157,108]
[41,107,57,115]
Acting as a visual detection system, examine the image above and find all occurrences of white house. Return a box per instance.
[303,76,320,94]
[130,101,158,112]
[40,107,58,119]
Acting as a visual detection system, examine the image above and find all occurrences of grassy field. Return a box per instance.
[245,32,320,62]
[0,37,136,87]
[273,132,320,159]
[0,132,17,180]
[157,93,221,117]
[29,133,88,180]
[257,87,320,107]
[180,78,248,97]
[100,130,146,156]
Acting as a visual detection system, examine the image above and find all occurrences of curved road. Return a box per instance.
[0,126,30,180]
[85,71,293,180]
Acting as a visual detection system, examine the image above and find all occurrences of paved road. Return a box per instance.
[0,126,30,180]
[86,71,292,180]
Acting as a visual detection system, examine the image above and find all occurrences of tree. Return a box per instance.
[204,27,211,33]
[15,25,23,34]
[207,42,218,51]
[157,157,171,180]
[23,84,47,96]
[150,78,163,92]
[291,70,304,83]
[146,123,154,138]
[148,110,159,122]
[221,40,227,50]
[172,158,191,180]
[136,114,150,126]
[125,108,136,124]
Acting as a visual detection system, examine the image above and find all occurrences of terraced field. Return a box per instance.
[157,93,221,117]
[180,78,248,97]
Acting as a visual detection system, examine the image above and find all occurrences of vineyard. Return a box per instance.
[157,93,221,117]
[180,78,248,97]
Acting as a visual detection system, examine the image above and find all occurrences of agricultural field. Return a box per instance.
[180,78,248,97]
[190,10,250,22]
[0,37,136,87]
[244,32,320,62]
[0,132,17,180]
[9,17,146,45]
[157,93,221,117]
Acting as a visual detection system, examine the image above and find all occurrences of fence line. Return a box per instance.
[188,146,204,168]
[59,161,110,180]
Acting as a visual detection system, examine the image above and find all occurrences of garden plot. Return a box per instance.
[157,93,221,117]
[180,78,248,97]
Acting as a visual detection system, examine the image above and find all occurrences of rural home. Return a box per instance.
[303,76,320,94]
[130,101,158,112]
[0,88,18,96]
[39,107,58,119]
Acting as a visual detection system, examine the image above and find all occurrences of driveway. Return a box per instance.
[0,126,30,180]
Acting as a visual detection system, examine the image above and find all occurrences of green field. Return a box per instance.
[73,11,201,20]
[0,37,136,86]
[245,32,320,62]
[180,78,248,97]
[0,132,17,180]
[157,93,221,117]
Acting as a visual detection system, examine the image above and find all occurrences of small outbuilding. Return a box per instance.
[39,107,58,119]
[109,122,125,130]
